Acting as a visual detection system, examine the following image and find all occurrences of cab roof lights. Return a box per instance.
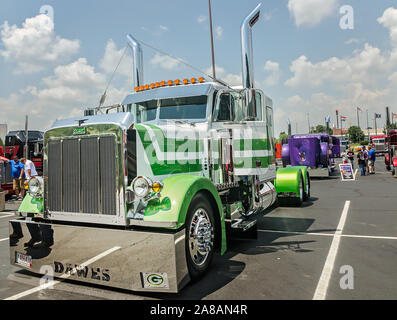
[134,76,205,92]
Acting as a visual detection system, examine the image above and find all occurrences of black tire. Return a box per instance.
[185,193,216,281]
[386,165,391,171]
[303,173,311,201]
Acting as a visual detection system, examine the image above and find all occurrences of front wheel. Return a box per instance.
[185,193,215,280]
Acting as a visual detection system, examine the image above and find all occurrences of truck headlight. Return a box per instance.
[28,177,43,198]
[132,176,152,198]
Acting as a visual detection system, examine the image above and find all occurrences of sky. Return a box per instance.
[0,0,396,137]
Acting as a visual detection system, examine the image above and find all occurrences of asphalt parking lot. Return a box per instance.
[0,158,396,300]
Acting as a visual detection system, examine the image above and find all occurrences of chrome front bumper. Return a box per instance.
[9,218,189,293]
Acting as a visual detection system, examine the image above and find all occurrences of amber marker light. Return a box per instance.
[167,80,174,86]
[160,81,166,87]
[174,79,181,85]
[150,83,155,89]
[152,181,163,193]
[135,87,140,92]
[198,77,205,83]
[139,86,144,91]
[155,82,160,88]
[190,77,197,84]
[183,78,189,85]
[144,84,150,90]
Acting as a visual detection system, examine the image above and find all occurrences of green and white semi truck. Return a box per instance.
[9,3,310,293]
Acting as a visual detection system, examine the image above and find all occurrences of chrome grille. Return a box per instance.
[47,136,117,215]
[375,144,386,152]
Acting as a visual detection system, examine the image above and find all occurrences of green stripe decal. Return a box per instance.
[233,138,271,151]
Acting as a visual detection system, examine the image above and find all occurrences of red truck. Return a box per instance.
[370,134,387,155]
[0,130,43,199]
[385,130,397,176]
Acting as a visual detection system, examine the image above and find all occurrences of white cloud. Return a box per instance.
[345,38,360,45]
[150,52,182,70]
[284,44,389,88]
[215,26,223,40]
[34,58,106,102]
[378,7,397,47]
[197,15,207,24]
[0,14,80,73]
[273,6,397,136]
[205,65,242,86]
[99,39,132,77]
[287,0,338,27]
[264,61,281,86]
[0,55,130,131]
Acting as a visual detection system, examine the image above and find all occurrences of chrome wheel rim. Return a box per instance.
[188,208,214,266]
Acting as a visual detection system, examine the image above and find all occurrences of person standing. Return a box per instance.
[357,148,366,176]
[347,148,355,169]
[363,146,369,174]
[368,147,376,174]
[20,158,38,180]
[0,156,25,199]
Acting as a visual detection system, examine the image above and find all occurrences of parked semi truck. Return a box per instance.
[370,135,387,155]
[9,4,311,293]
[0,130,43,198]
[281,133,334,177]
[385,130,397,176]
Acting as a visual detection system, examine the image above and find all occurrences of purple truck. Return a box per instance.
[282,133,337,177]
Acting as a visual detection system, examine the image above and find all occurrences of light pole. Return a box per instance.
[374,113,378,135]
[208,0,216,79]
[307,113,310,133]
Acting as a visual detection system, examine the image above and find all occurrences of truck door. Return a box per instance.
[211,89,273,180]
[210,90,240,185]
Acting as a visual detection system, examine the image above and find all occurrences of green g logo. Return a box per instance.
[147,273,164,286]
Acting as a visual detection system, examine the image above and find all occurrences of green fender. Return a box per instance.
[295,166,309,188]
[144,175,227,255]
[18,193,43,214]
[274,167,304,197]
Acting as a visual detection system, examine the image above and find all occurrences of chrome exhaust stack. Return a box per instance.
[127,34,144,89]
[241,3,261,89]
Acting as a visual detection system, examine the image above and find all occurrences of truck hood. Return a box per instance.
[48,112,135,131]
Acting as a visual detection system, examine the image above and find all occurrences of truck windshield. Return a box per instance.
[127,95,208,122]
[129,100,158,123]
[159,95,207,120]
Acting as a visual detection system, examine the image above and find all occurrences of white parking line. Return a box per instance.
[3,246,121,300]
[313,200,350,300]
[0,214,15,219]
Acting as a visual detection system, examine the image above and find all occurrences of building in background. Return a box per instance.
[0,124,7,146]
